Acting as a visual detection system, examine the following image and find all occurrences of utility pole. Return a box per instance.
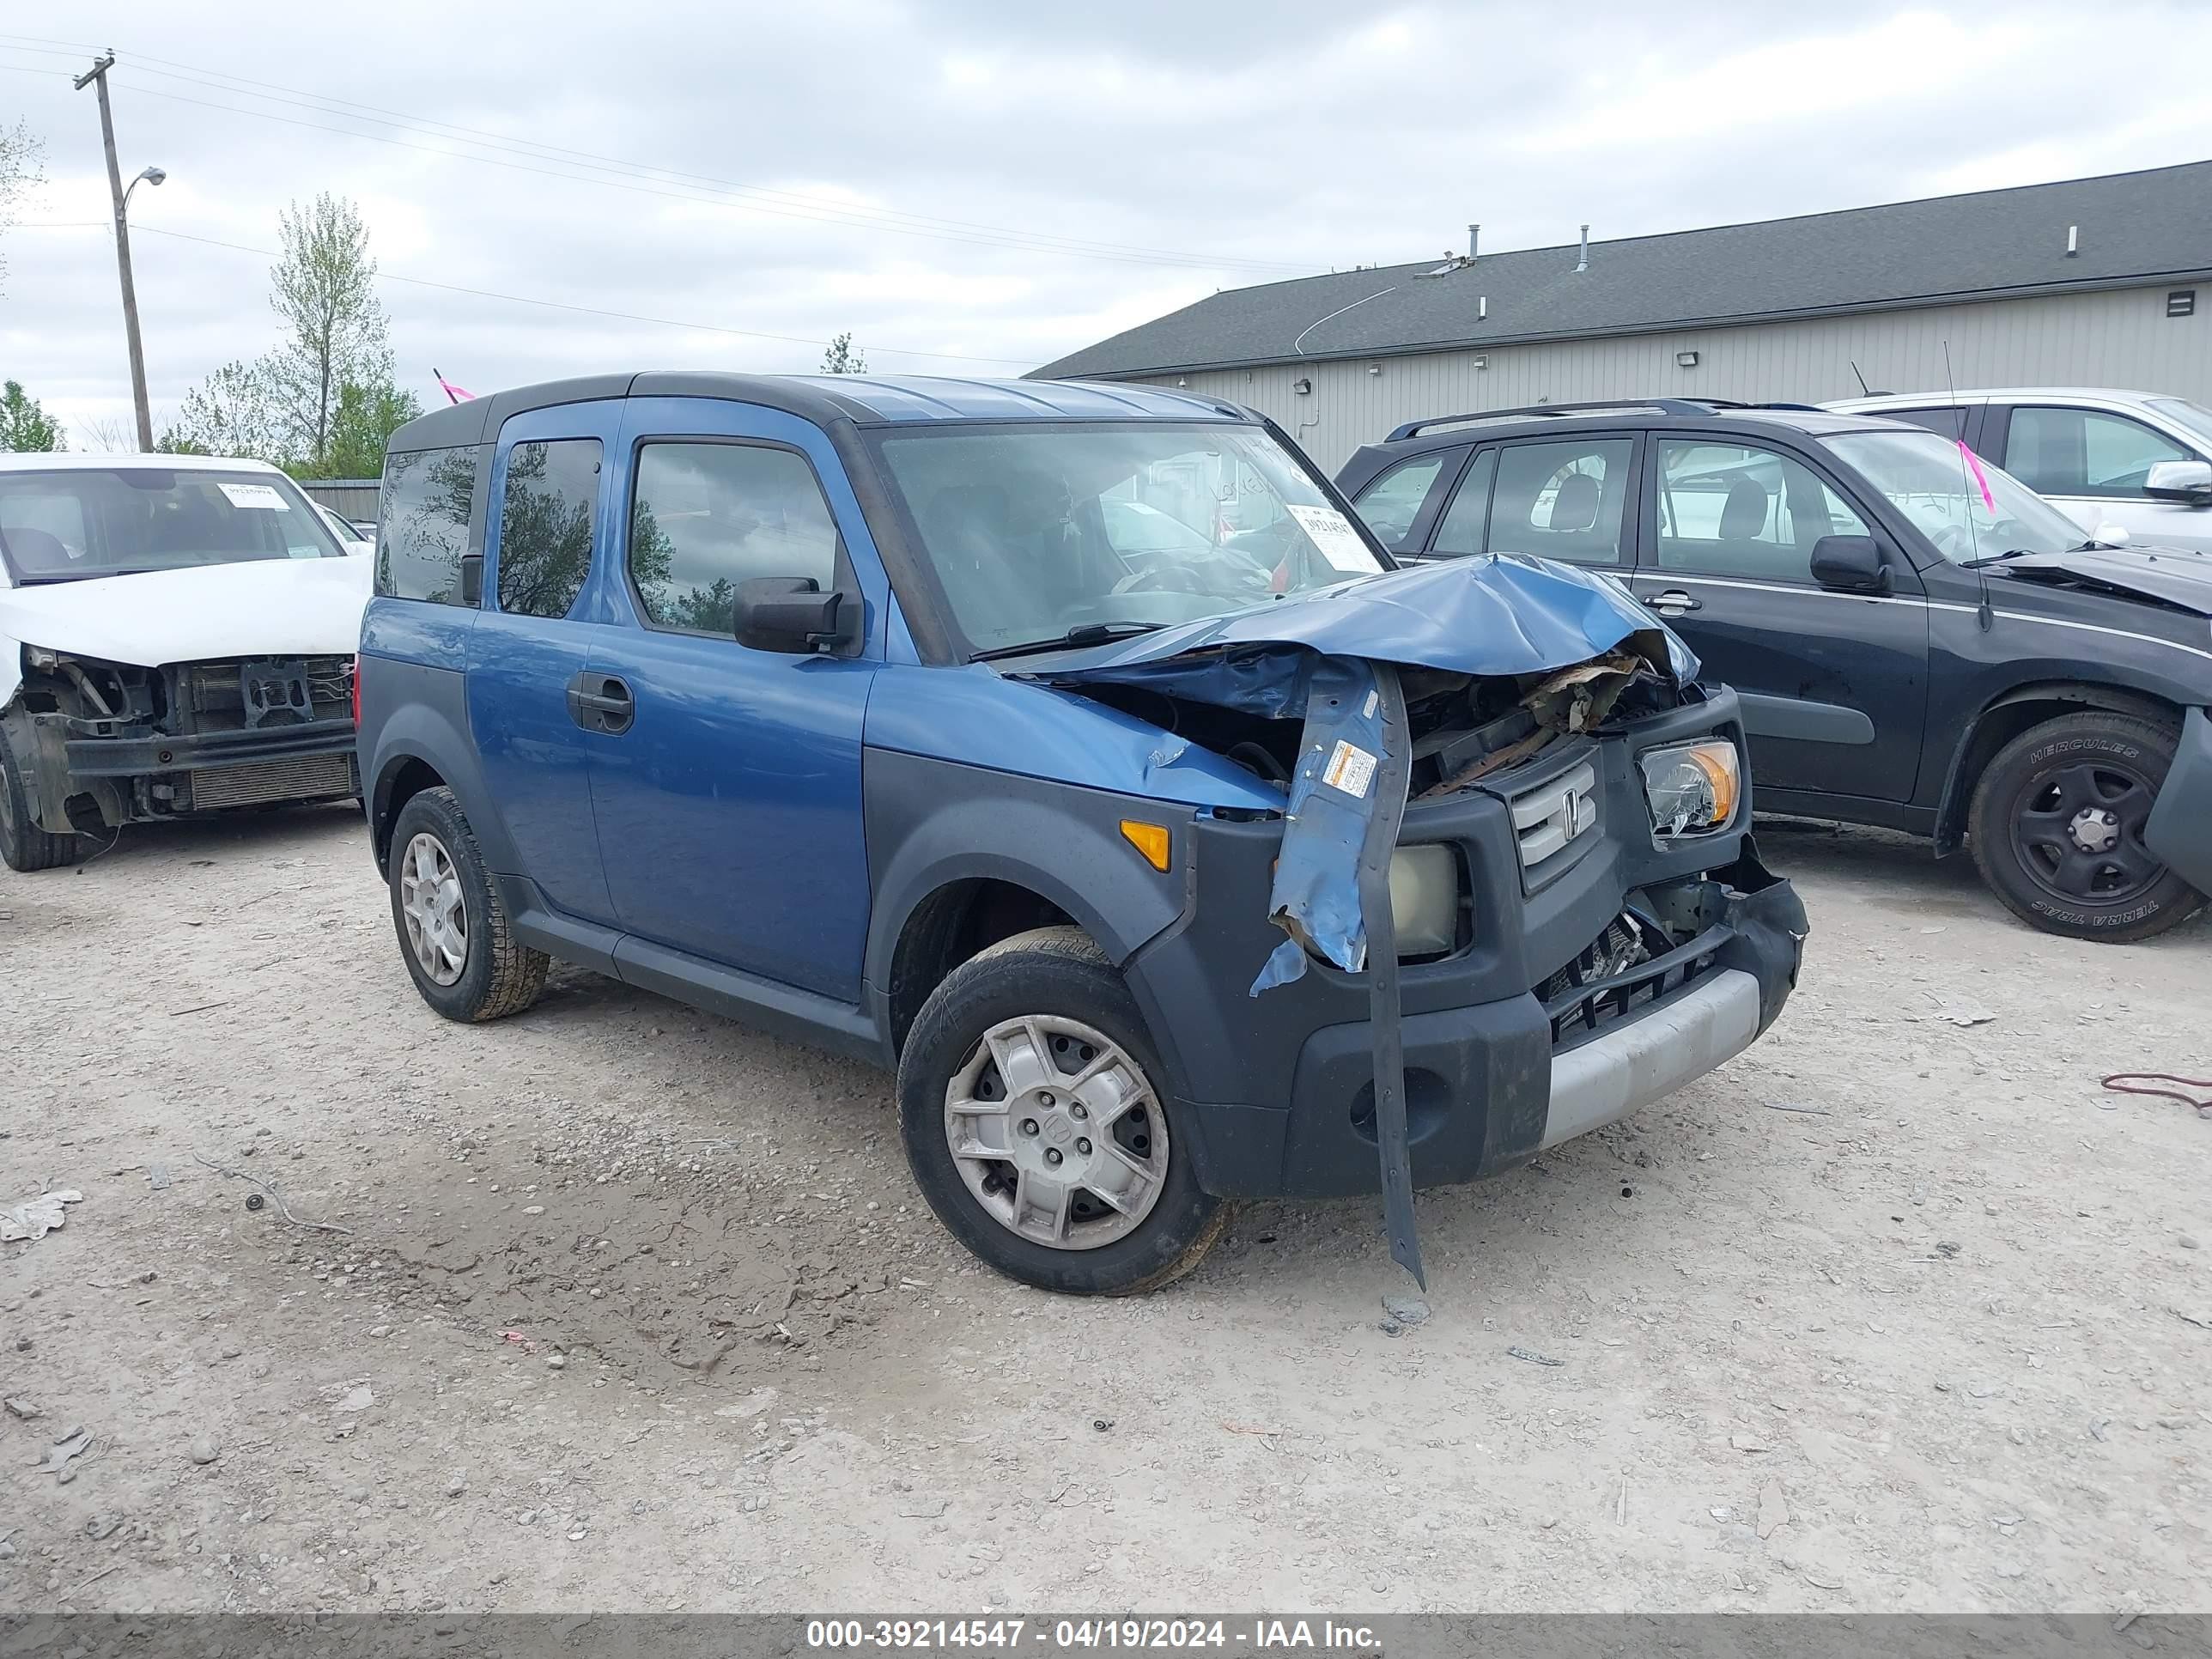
[75,52,154,452]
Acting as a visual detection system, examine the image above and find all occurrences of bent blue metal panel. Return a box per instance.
[1026,554,1698,690]
[1249,655,1388,994]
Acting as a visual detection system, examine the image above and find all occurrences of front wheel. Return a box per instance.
[1968,712,2206,942]
[897,927,1228,1295]
[386,787,550,1019]
[0,722,81,873]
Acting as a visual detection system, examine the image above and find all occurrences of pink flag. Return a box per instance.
[434,368,475,405]
[1958,440,1996,512]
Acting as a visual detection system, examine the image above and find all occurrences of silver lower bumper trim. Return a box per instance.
[1540,967,1762,1150]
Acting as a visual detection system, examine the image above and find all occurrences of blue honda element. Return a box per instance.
[355,374,1807,1294]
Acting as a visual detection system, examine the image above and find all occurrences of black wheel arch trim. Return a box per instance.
[1932,678,2190,857]
[860,747,1195,1066]
[362,703,511,878]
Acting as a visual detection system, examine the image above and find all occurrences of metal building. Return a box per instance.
[295,477,382,521]
[1031,161,2212,472]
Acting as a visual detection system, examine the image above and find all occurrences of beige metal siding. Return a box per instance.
[1133,283,2212,472]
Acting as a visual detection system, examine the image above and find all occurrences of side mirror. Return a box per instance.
[2144,459,2212,505]
[734,575,844,653]
[1809,533,1890,593]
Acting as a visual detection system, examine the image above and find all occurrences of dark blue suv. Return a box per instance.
[355,374,1806,1294]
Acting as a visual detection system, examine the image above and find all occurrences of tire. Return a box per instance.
[1967,711,2205,942]
[0,721,81,873]
[386,787,549,1020]
[897,926,1229,1296]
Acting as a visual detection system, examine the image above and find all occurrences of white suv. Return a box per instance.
[1826,387,2212,552]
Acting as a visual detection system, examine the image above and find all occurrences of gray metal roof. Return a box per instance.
[1031,161,2212,380]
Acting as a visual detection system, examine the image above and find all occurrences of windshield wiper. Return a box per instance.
[11,568,156,585]
[971,622,1165,662]
[1960,548,2045,569]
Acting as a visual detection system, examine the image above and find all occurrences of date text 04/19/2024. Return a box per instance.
[804,1620,1383,1651]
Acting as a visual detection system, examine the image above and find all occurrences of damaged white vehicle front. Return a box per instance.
[0,454,370,871]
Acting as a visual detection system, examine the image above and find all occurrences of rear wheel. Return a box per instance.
[1968,712,2204,941]
[387,787,549,1019]
[897,927,1227,1295]
[0,722,81,873]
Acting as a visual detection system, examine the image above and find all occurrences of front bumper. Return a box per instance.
[2144,706,2212,897]
[58,716,359,820]
[1121,687,1808,1200]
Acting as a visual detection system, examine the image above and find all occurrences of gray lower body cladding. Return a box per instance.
[2144,706,2212,897]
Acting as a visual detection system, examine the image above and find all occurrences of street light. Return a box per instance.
[75,52,164,451]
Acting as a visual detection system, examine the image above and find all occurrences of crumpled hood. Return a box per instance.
[1022,552,1698,686]
[0,556,373,666]
[1994,543,2212,617]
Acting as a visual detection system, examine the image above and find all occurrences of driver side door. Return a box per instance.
[1632,434,1931,804]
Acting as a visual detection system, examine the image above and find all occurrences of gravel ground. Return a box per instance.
[1,806,2207,1615]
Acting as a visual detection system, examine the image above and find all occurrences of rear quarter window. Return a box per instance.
[376,445,480,604]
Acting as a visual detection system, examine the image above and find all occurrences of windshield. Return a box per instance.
[2148,397,2212,449]
[1822,428,2088,562]
[872,422,1386,656]
[0,466,345,584]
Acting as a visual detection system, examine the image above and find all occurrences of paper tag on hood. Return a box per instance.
[1287,504,1382,574]
[218,482,289,510]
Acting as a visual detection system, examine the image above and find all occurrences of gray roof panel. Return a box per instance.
[1032,161,2212,380]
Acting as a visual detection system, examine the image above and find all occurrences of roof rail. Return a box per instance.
[1383,399,1721,441]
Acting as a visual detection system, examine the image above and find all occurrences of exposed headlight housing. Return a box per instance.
[1639,739,1740,836]
[1389,842,1460,958]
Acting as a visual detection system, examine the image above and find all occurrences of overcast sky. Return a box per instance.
[4,1,2210,450]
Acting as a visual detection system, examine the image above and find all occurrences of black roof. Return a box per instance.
[1031,161,2212,380]
[383,372,1250,453]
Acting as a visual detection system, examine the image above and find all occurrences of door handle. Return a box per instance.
[565,672,635,734]
[1646,589,1702,616]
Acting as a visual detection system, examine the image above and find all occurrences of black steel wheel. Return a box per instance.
[1968,712,2204,942]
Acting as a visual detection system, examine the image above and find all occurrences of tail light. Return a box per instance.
[350,653,362,725]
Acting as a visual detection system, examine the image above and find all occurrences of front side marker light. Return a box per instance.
[1120,818,1171,872]
[1639,739,1740,836]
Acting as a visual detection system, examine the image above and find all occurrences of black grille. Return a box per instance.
[1545,917,1724,1049]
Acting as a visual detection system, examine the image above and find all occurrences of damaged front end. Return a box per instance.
[5,646,359,837]
[1028,554,1806,1285]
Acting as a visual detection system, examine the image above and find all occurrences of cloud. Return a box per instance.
[3,0,2208,447]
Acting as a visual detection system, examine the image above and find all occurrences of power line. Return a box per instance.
[0,33,1312,275]
[21,219,1042,366]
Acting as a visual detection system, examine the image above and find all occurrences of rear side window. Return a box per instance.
[629,442,840,638]
[1875,405,1970,441]
[376,446,478,604]
[496,439,601,620]
[1349,453,1448,550]
[1485,439,1633,566]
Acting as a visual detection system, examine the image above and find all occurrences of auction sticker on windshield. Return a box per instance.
[1286,503,1380,573]
[218,482,290,510]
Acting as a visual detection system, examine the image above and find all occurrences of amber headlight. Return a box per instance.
[1389,844,1460,958]
[1639,739,1740,836]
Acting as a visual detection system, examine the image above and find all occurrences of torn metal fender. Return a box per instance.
[1030,553,1698,696]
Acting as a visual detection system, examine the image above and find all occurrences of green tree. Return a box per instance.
[819,331,867,375]
[265,194,391,472]
[0,380,64,451]
[157,359,287,461]
[0,121,46,296]
[307,376,423,479]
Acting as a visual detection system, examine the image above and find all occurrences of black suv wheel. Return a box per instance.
[1968,712,2205,941]
[386,787,550,1019]
[897,926,1229,1295]
[0,721,81,873]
